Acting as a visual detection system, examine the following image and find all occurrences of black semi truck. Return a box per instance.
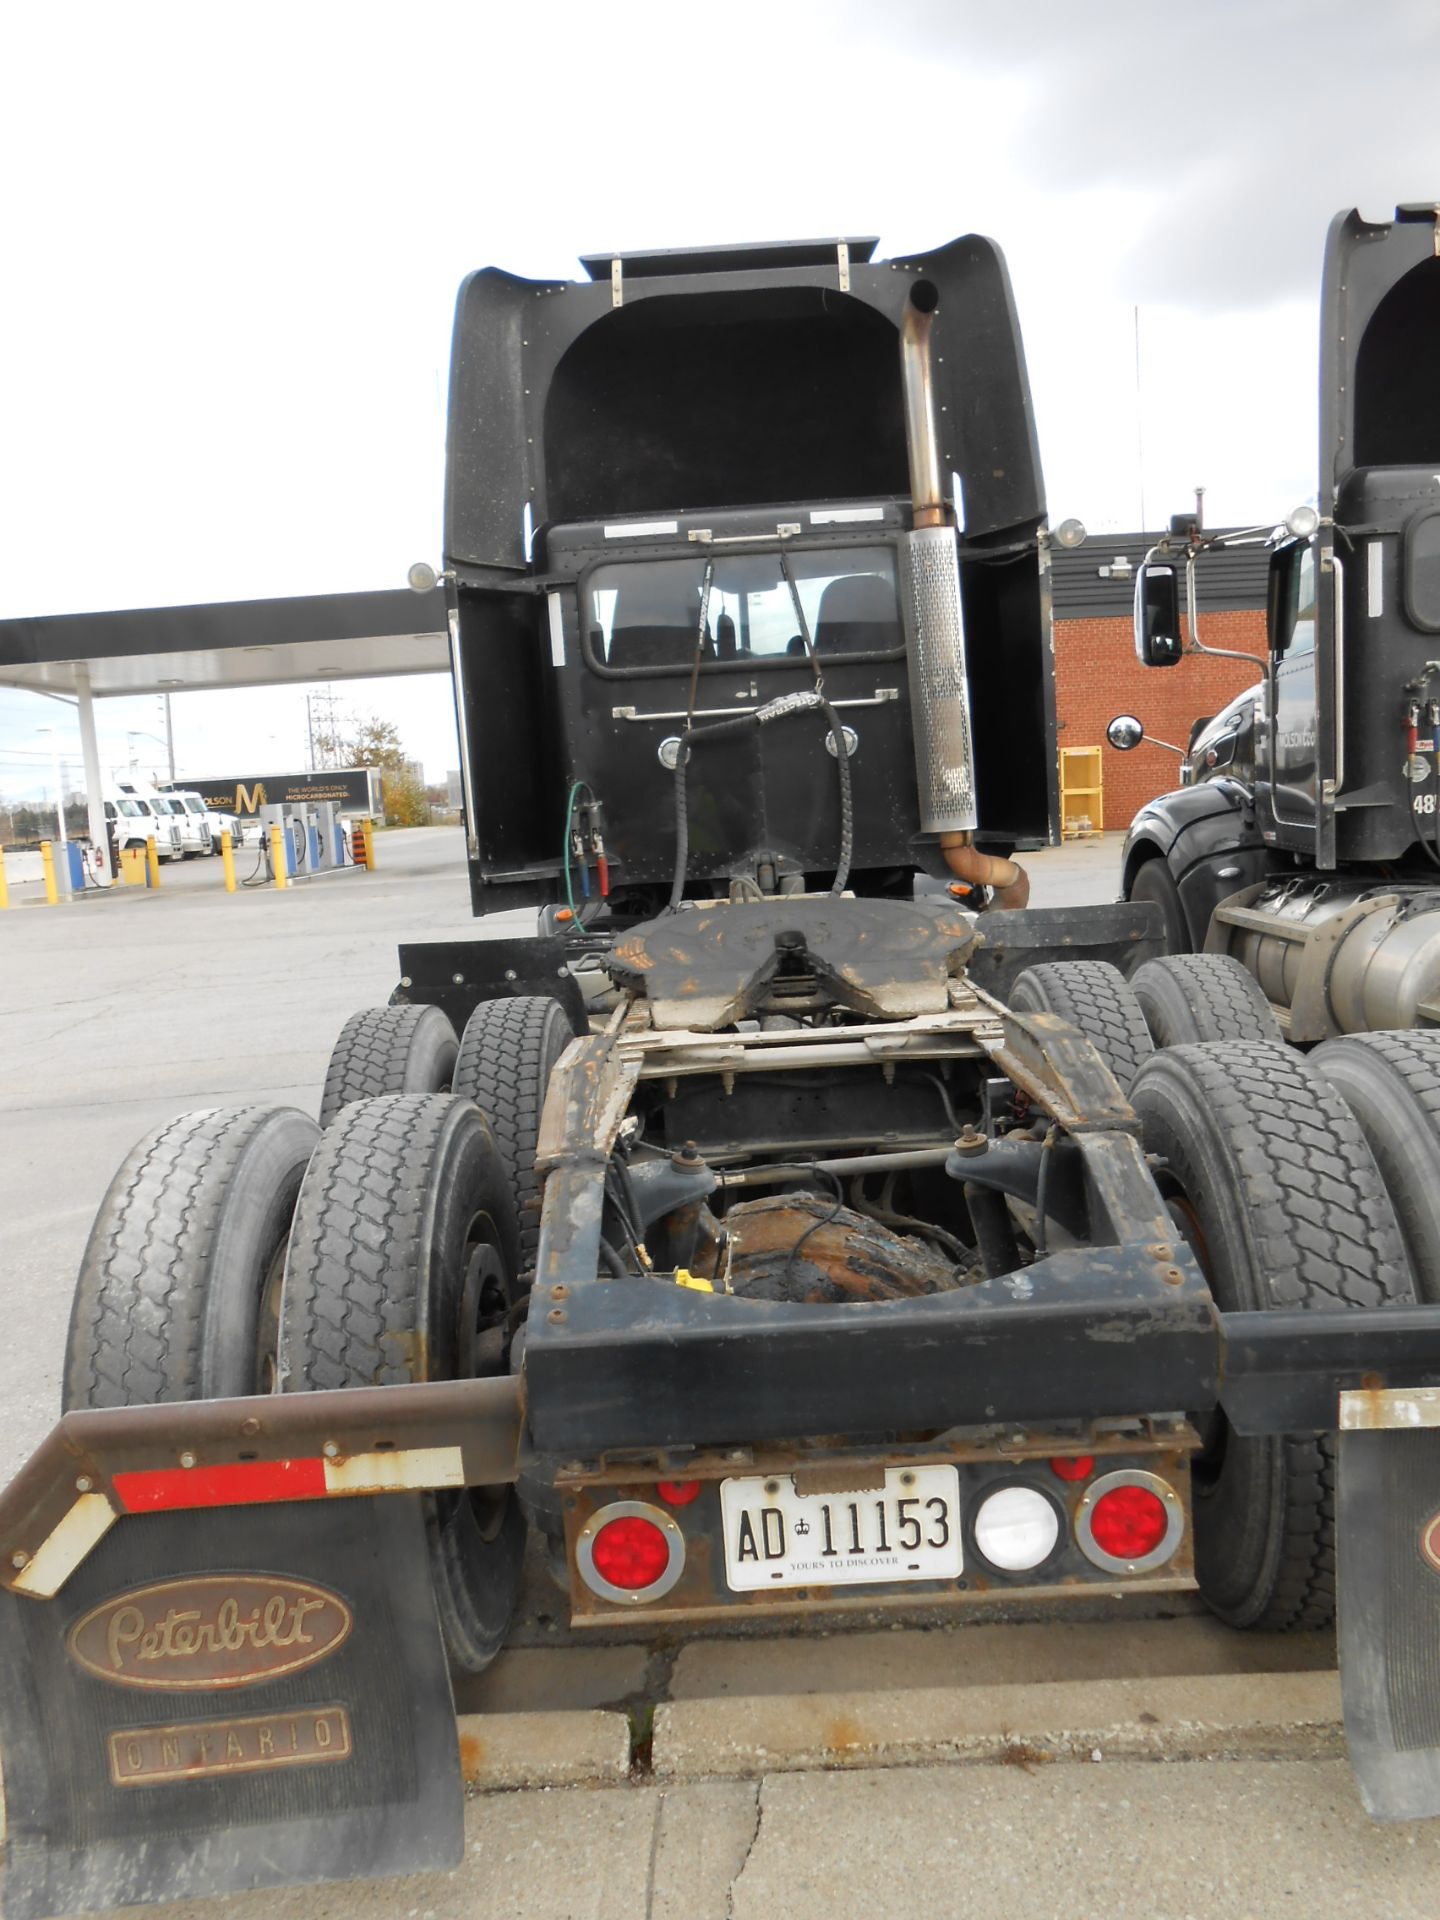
[1117,204,1440,1042]
[7,228,1440,1918]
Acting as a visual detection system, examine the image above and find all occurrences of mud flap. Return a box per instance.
[1339,1413,1440,1820]
[0,1496,462,1918]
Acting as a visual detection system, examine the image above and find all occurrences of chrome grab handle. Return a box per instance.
[612,689,899,722]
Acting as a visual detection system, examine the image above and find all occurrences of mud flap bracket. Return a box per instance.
[1339,1390,1440,1820]
[0,1495,461,1918]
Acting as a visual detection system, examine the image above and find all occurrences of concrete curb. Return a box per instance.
[651,1669,1344,1779]
[456,1708,633,1790]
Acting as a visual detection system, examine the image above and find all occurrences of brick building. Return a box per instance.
[1048,534,1269,829]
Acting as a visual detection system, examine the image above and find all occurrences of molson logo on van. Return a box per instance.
[67,1575,352,1690]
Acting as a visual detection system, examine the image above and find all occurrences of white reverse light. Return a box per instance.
[972,1485,1061,1572]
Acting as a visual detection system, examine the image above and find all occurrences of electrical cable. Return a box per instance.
[780,1165,847,1287]
[848,1173,971,1265]
[778,550,853,894]
[1032,1125,1060,1258]
[563,780,595,916]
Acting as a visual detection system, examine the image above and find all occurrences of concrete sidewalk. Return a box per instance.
[82,1758,1440,1920]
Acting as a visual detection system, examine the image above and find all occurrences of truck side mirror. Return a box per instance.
[1133,562,1184,666]
[1107,715,1144,751]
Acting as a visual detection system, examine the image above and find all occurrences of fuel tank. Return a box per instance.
[1208,878,1440,1039]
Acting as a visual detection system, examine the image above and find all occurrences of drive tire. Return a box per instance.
[64,1105,320,1409]
[279,1093,525,1672]
[1130,953,1283,1049]
[452,995,577,1283]
[1130,1040,1413,1630]
[1311,1029,1440,1304]
[1009,960,1154,1090]
[319,1003,458,1127]
[1130,856,1190,955]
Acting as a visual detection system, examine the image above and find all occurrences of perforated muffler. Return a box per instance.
[898,525,978,834]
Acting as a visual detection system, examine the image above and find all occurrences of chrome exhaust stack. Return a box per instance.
[898,280,979,838]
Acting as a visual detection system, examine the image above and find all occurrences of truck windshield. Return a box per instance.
[587,547,901,672]
[183,797,206,815]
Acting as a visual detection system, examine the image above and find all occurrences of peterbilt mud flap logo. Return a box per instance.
[67,1575,353,1690]
[1420,1513,1440,1577]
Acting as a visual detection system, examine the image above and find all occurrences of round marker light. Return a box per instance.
[591,1516,669,1589]
[972,1485,1061,1572]
[1077,1470,1183,1574]
[1050,1455,1095,1482]
[1090,1486,1167,1560]
[657,1479,701,1507]
[576,1500,687,1605]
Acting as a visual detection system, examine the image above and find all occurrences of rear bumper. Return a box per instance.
[10,1300,1440,1603]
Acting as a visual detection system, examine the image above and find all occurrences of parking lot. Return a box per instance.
[9,828,1439,1917]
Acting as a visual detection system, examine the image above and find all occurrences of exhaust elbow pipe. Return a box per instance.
[941,834,1030,911]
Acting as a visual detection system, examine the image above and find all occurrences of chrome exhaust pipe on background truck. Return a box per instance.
[898,281,1029,907]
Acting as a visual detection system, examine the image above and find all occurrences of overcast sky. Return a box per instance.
[1,0,1435,796]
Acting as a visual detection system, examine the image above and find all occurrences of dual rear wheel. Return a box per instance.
[1007,955,1413,1631]
[65,993,576,1675]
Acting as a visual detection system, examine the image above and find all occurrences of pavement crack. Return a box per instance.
[724,1779,764,1920]
[642,1788,666,1920]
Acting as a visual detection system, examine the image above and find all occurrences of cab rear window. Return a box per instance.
[1407,510,1440,632]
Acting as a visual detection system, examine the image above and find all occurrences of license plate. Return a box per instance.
[720,1466,962,1591]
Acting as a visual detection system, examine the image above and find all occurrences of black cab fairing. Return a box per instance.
[1184,684,1260,788]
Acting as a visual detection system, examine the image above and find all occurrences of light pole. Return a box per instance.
[35,726,66,843]
[126,730,171,785]
[158,688,178,784]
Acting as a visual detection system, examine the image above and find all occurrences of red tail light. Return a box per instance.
[592,1516,669,1589]
[576,1500,686,1604]
[1090,1485,1167,1559]
[1049,1455,1094,1482]
[1076,1470,1182,1573]
[656,1479,701,1507]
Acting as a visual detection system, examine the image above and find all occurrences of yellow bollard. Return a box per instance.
[270,823,288,890]
[0,845,8,910]
[220,830,236,894]
[40,840,59,906]
[145,835,160,889]
[361,819,376,871]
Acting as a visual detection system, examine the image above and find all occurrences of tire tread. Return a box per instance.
[1131,1039,1410,1629]
[452,997,573,1276]
[319,1005,457,1128]
[1010,960,1154,1089]
[67,1107,302,1409]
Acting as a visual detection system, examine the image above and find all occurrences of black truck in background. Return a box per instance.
[1115,203,1440,1042]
